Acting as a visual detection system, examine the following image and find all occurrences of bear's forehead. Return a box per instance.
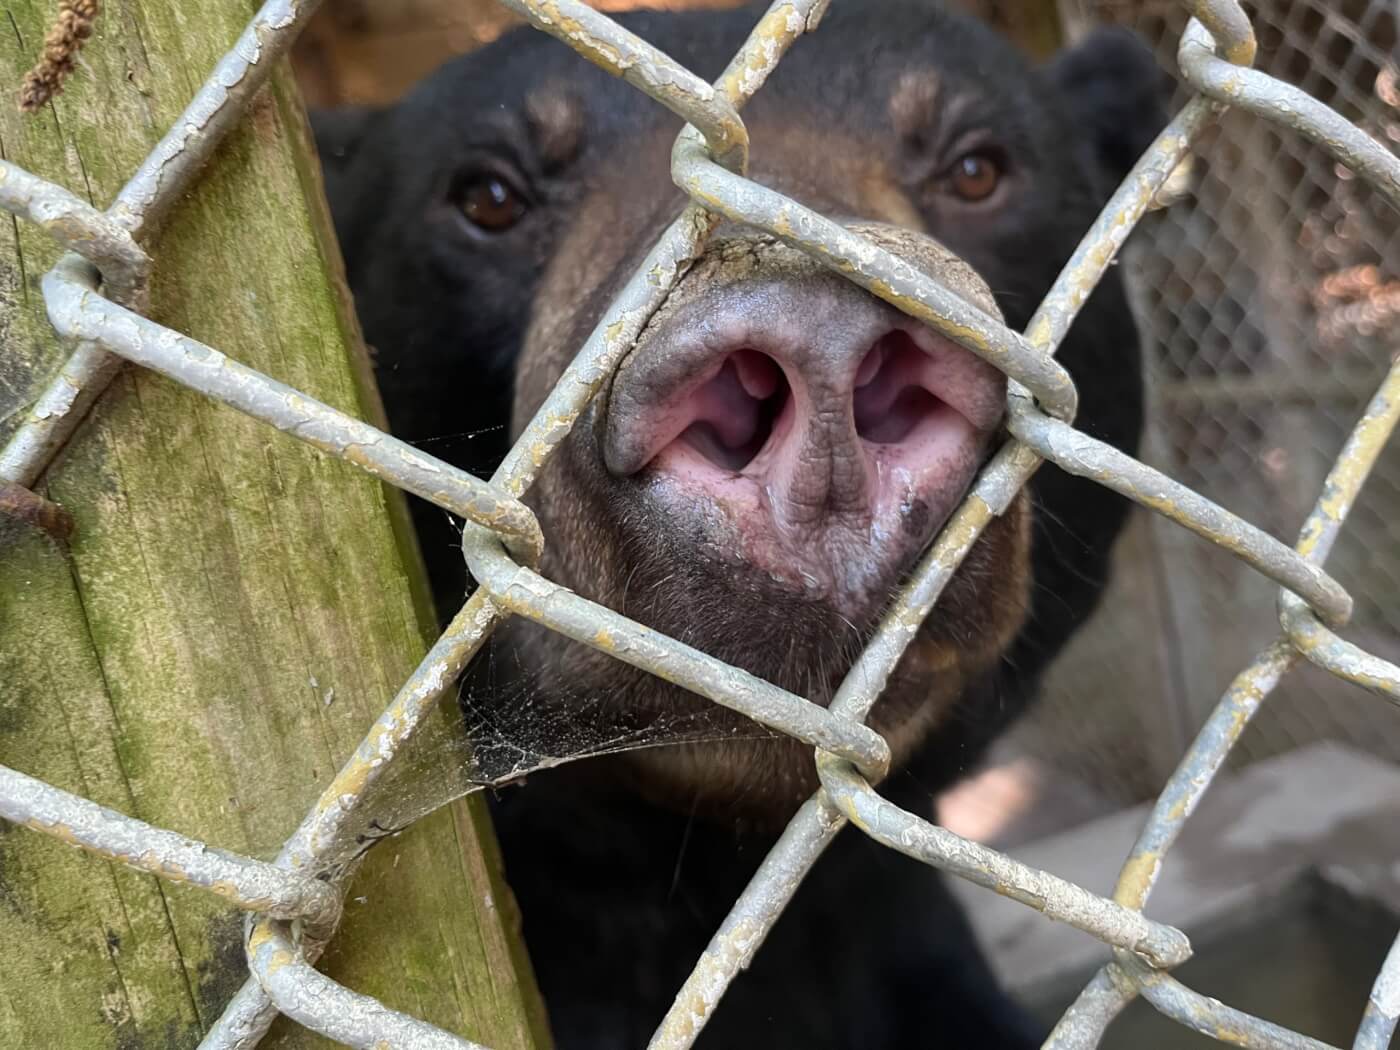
[416,6,1036,149]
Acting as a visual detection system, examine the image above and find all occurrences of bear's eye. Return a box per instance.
[947,151,1003,202]
[455,173,528,232]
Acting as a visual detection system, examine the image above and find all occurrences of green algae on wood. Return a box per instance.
[0,2,546,1047]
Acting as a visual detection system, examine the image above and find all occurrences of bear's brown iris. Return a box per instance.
[456,173,527,231]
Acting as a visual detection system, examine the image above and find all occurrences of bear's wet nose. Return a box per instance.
[603,236,1006,610]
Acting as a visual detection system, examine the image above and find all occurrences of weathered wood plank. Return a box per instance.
[0,3,545,1047]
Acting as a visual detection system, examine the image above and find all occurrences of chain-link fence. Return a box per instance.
[1,0,1398,1047]
[1006,0,1400,816]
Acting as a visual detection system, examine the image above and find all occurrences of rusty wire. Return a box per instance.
[0,0,1397,1047]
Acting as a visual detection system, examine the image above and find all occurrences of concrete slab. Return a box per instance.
[949,741,1400,997]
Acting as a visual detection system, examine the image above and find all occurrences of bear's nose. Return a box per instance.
[602,237,1006,608]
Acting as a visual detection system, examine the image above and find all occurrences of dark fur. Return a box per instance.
[316,4,1166,1046]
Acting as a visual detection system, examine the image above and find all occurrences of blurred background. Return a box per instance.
[291,2,1400,1044]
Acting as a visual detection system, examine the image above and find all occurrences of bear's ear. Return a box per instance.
[309,107,383,267]
[310,107,380,179]
[1041,26,1173,184]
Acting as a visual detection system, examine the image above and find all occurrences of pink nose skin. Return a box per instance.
[604,273,1007,614]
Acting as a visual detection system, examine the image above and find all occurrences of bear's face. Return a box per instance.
[318,3,1167,820]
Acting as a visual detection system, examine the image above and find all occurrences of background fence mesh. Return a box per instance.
[1014,0,1400,811]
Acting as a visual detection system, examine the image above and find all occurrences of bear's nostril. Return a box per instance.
[732,348,782,400]
[853,331,949,445]
[678,350,788,472]
[854,343,884,389]
[856,386,945,444]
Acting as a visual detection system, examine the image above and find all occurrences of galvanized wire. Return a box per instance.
[0,0,1397,1049]
[41,257,545,567]
[247,919,491,1050]
[0,764,340,926]
[0,0,325,494]
[1279,359,1400,705]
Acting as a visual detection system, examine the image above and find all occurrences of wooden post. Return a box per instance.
[0,3,546,1047]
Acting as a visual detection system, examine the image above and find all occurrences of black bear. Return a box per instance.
[315,2,1167,1045]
